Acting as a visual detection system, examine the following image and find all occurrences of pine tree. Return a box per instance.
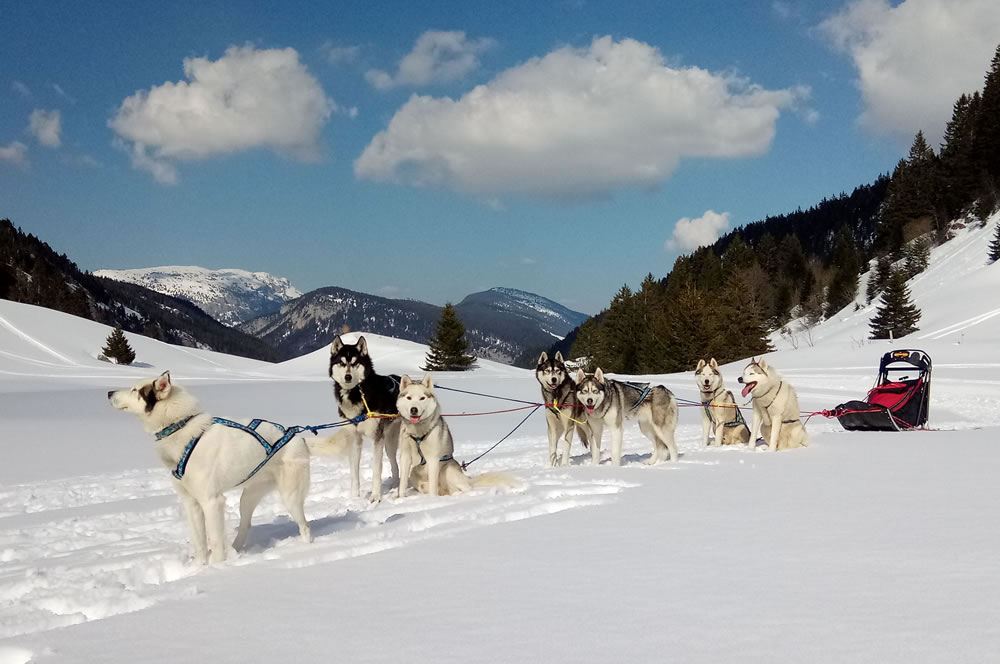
[989,222,1000,263]
[825,226,862,317]
[422,303,477,371]
[102,326,136,365]
[866,255,893,304]
[869,270,921,340]
[903,237,931,278]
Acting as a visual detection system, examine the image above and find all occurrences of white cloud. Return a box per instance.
[520,257,536,265]
[29,109,61,148]
[109,45,335,183]
[0,141,29,167]
[12,80,32,98]
[365,30,496,90]
[666,210,730,251]
[819,0,1000,143]
[320,41,360,64]
[356,36,807,199]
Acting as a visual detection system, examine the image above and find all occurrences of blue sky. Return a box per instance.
[2,1,999,314]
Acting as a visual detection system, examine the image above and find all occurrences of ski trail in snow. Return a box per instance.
[0,314,78,367]
[918,308,1000,339]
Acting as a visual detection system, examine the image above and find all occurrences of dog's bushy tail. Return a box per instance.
[469,471,522,490]
[305,429,357,457]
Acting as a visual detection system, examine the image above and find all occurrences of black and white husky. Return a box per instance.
[108,372,353,564]
[695,358,750,446]
[574,368,678,465]
[535,351,590,466]
[329,335,402,501]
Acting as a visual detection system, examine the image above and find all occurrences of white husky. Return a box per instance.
[108,372,354,563]
[396,375,517,497]
[737,358,809,451]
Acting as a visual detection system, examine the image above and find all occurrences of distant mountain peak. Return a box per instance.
[94,266,302,327]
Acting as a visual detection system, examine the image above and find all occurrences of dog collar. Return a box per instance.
[155,415,199,441]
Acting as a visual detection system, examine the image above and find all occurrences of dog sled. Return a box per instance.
[833,349,932,431]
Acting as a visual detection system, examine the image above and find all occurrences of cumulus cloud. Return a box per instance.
[819,0,1000,143]
[320,41,361,64]
[355,36,807,199]
[29,109,61,148]
[365,30,496,90]
[109,45,335,183]
[0,141,29,167]
[666,210,730,251]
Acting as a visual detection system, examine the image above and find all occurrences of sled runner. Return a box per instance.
[834,349,932,431]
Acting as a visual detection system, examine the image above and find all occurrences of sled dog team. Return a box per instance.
[108,335,807,564]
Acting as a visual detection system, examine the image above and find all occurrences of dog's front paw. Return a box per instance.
[369,493,382,504]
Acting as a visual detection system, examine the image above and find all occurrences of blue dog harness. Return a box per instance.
[159,416,318,484]
[623,381,652,410]
[701,391,747,429]
[408,433,453,466]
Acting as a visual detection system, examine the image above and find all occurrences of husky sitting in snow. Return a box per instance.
[737,358,809,451]
[396,374,517,497]
[695,358,750,446]
[108,372,354,563]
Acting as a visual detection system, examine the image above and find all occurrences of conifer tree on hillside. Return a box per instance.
[825,226,862,317]
[866,255,893,304]
[102,326,136,365]
[939,93,980,220]
[869,271,921,340]
[973,44,1000,210]
[708,269,774,363]
[903,237,931,278]
[989,222,1000,263]
[422,303,476,371]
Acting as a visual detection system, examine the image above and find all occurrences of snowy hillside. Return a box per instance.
[458,287,588,338]
[2,218,1000,662]
[94,266,302,327]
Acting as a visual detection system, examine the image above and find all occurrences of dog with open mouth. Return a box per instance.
[737,358,809,451]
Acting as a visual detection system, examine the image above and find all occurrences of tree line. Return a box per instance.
[562,44,1000,373]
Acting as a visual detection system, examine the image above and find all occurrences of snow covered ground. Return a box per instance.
[1,216,999,663]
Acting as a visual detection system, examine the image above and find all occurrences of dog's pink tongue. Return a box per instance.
[585,406,595,415]
[409,416,420,423]
[741,383,754,398]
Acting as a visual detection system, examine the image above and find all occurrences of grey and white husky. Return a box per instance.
[695,358,750,446]
[535,351,590,466]
[574,368,678,465]
[329,335,402,502]
[737,358,809,451]
[396,375,516,496]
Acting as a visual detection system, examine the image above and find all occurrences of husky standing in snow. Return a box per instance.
[535,351,590,466]
[737,358,809,451]
[574,368,678,465]
[108,372,354,564]
[329,335,402,502]
[695,358,750,446]
[396,374,517,497]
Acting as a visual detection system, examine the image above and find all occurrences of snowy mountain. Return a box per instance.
[2,212,1000,660]
[240,285,587,365]
[93,266,302,327]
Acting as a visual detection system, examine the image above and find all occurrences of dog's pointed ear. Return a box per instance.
[576,369,586,383]
[421,374,433,389]
[555,351,564,363]
[759,358,768,370]
[154,371,172,397]
[331,336,343,354]
[538,351,548,365]
[710,358,718,369]
[399,375,412,390]
[696,359,706,371]
[357,336,368,356]
[595,368,605,384]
